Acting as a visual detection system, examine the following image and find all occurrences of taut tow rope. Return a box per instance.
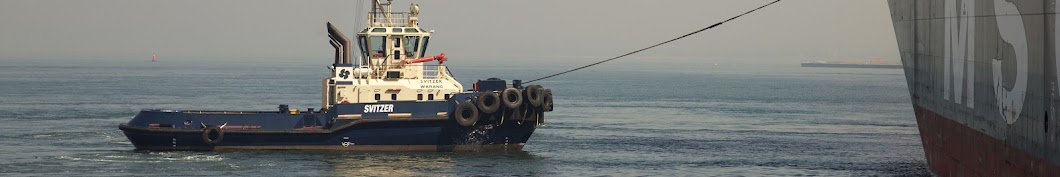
[523,0,783,84]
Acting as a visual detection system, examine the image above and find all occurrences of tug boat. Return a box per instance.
[118,1,553,151]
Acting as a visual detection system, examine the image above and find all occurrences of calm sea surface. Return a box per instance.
[0,59,928,176]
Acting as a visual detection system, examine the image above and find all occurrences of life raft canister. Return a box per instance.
[201,126,224,145]
[454,101,480,127]
[501,88,523,109]
[477,92,501,114]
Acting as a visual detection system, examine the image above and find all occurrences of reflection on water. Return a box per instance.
[328,152,457,176]
[36,150,551,176]
[325,151,550,176]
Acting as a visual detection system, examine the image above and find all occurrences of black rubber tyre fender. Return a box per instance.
[202,126,224,145]
[526,85,545,107]
[501,88,523,109]
[454,101,480,127]
[502,104,523,123]
[543,89,553,112]
[477,92,501,114]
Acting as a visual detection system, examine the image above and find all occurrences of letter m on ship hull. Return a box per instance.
[944,0,975,109]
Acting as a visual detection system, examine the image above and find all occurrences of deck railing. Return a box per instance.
[368,12,410,27]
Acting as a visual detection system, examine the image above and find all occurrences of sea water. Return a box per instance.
[0,58,928,176]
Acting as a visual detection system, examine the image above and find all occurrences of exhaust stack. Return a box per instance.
[326,22,352,65]
[329,40,343,65]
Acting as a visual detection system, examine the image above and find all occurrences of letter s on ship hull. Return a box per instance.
[118,1,555,152]
[888,0,1060,175]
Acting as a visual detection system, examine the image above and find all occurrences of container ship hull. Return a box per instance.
[888,0,1060,176]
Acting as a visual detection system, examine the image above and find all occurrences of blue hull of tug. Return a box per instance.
[118,92,544,151]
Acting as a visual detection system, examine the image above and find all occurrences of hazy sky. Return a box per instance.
[0,0,897,64]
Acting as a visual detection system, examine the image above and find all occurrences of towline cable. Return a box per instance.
[523,0,782,84]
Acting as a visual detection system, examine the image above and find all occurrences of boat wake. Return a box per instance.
[56,152,225,163]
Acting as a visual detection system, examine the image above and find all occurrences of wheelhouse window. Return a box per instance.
[420,37,430,58]
[369,36,386,58]
[358,36,369,63]
[392,28,403,33]
[404,36,420,58]
[392,37,401,59]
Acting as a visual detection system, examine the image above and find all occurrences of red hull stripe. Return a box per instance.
[915,106,1060,176]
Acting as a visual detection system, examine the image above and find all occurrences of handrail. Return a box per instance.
[368,12,411,27]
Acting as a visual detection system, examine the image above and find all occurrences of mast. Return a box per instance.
[370,0,395,27]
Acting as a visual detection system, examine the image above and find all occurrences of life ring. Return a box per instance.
[501,88,523,109]
[201,126,224,145]
[543,89,553,112]
[454,101,479,127]
[526,85,545,107]
[477,92,501,114]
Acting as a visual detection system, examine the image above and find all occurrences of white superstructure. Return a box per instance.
[323,0,463,109]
